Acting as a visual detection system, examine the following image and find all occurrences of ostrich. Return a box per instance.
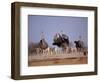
[52,33,70,52]
[74,40,87,55]
[28,39,48,55]
[28,32,48,54]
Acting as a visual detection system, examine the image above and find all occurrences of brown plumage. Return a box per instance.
[28,39,48,54]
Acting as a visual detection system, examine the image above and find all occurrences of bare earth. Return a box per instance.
[28,52,88,66]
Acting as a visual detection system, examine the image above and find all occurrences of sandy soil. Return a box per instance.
[28,54,88,66]
[28,57,87,66]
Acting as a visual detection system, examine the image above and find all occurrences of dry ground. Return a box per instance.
[28,52,87,66]
[28,57,87,66]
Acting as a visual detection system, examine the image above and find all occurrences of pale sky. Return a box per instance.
[28,15,88,47]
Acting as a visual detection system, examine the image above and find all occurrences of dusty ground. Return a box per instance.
[28,53,87,66]
[28,57,87,66]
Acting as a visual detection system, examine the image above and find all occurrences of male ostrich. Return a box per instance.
[74,41,83,52]
[52,33,69,51]
[74,40,87,55]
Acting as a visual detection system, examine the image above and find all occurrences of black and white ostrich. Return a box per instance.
[52,33,70,51]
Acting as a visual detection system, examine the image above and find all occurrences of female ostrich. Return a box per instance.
[28,32,48,54]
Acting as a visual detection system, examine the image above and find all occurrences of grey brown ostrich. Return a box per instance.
[28,32,48,54]
[28,39,48,54]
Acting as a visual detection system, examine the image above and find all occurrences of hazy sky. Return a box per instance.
[28,15,88,47]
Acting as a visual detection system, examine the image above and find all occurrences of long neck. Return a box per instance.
[41,32,44,39]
